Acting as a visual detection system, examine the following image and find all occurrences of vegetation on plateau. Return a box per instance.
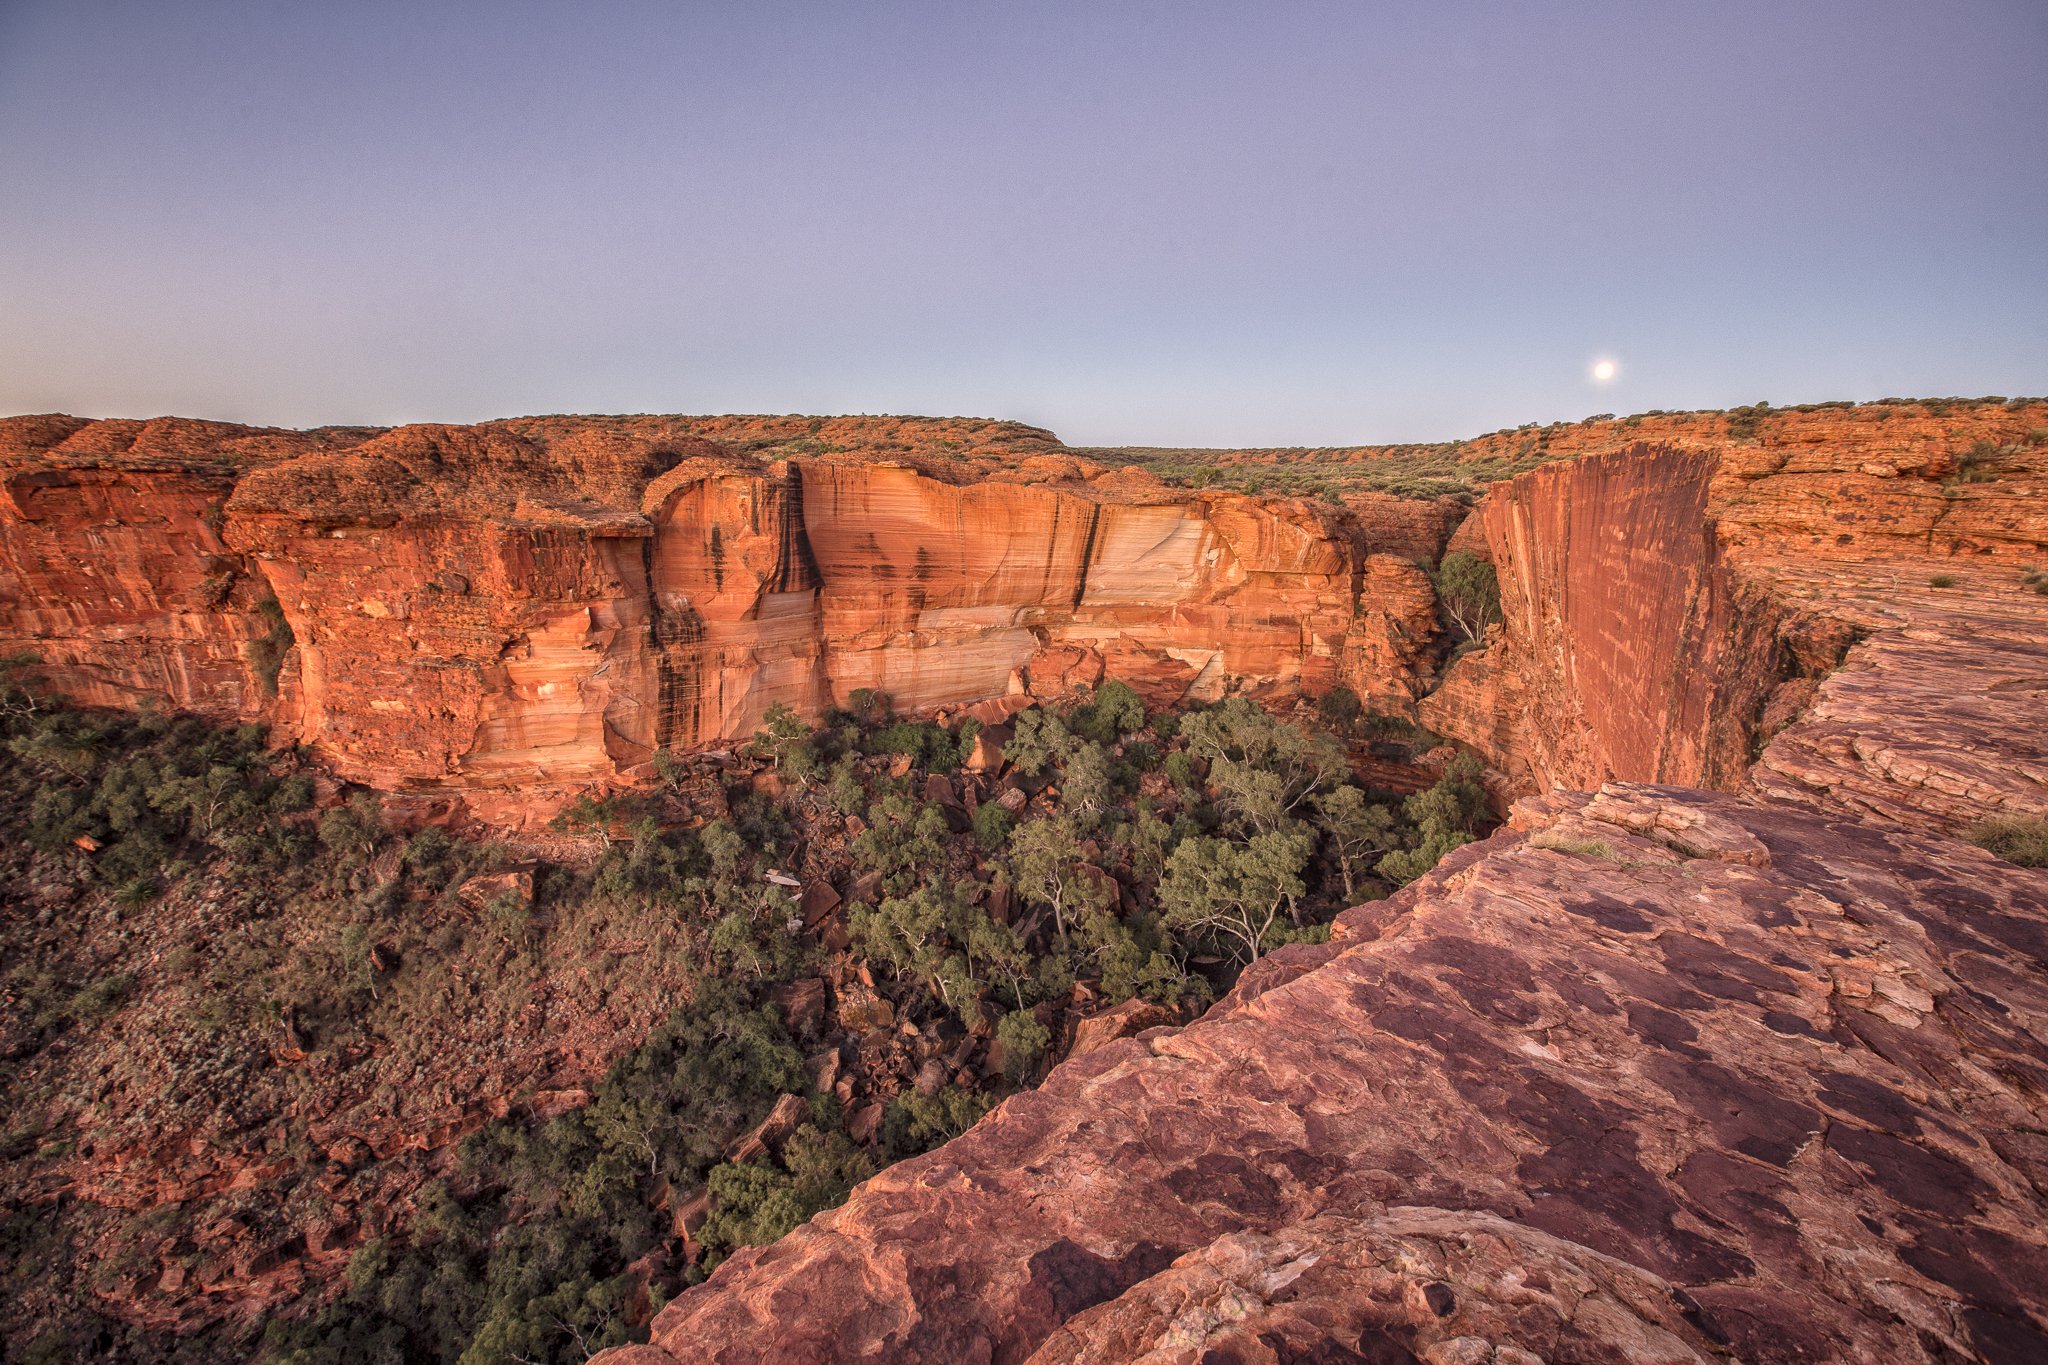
[1085,395,2047,502]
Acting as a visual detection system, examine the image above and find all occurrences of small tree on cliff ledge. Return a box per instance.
[1430,550,1502,645]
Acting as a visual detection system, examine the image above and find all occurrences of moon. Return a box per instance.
[1591,358,1618,384]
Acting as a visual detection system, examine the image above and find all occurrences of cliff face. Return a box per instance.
[1,414,1439,819]
[0,416,354,719]
[1422,422,2048,833]
[8,405,2041,825]
[1421,445,1777,793]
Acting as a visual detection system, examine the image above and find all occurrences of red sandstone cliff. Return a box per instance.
[9,403,2041,828]
[7,402,2048,1360]
[1421,418,2048,835]
[0,416,366,718]
[2,413,1448,820]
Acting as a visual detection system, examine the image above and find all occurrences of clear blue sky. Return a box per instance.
[2,0,2043,446]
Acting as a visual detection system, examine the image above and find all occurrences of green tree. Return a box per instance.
[971,800,1014,850]
[994,1009,1052,1083]
[1068,679,1146,745]
[1002,707,1077,776]
[751,701,820,783]
[1058,741,1119,820]
[1430,550,1501,644]
[1311,785,1400,900]
[1158,829,1312,964]
[1316,686,1363,733]
[826,755,865,814]
[852,794,950,895]
[1180,698,1346,833]
[1007,814,1116,940]
[700,1123,875,1259]
[1375,752,1490,885]
[849,880,1030,1020]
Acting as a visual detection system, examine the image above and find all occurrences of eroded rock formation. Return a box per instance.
[7,402,2047,1360]
[2,414,1441,821]
[1422,428,2048,830]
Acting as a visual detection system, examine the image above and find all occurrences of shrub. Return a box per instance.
[1528,831,1618,859]
[65,973,134,1025]
[971,801,1013,849]
[1002,708,1076,776]
[1966,817,2048,868]
[994,1009,1051,1082]
[1067,679,1146,745]
[1315,686,1362,733]
[1928,574,1958,589]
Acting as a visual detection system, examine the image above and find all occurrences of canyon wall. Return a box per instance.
[0,416,351,719]
[1423,423,2048,834]
[1419,445,1782,793]
[0,414,1442,819]
[7,404,2044,826]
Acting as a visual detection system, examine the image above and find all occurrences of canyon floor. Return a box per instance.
[1,398,2045,1363]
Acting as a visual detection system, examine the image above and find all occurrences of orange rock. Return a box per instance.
[1065,997,1175,1062]
[3,413,1442,823]
[1422,429,2048,837]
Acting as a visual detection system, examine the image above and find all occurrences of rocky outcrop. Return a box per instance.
[1028,1209,1729,1365]
[1421,445,1782,793]
[613,783,2048,1364]
[0,416,359,718]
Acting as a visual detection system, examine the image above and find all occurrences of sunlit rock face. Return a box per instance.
[0,415,340,719]
[1423,431,2048,835]
[798,459,1364,715]
[1422,444,1780,794]
[221,421,703,800]
[0,414,1434,818]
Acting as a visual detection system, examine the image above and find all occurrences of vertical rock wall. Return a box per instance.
[1422,445,1786,792]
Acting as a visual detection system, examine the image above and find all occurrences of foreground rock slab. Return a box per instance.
[608,785,2048,1364]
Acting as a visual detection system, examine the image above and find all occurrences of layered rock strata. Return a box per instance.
[1422,434,2048,832]
[2,414,1440,818]
[0,415,352,716]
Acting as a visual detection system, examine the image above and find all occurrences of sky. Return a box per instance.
[1,0,2044,447]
